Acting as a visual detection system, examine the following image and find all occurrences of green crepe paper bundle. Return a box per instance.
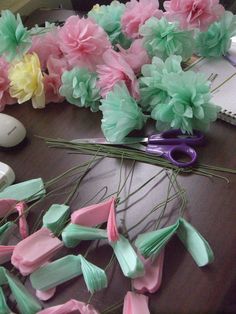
[0,267,41,314]
[195,11,236,58]
[140,17,194,61]
[62,224,108,248]
[151,70,221,134]
[88,1,131,48]
[30,254,107,293]
[59,68,101,112]
[135,217,214,267]
[100,82,147,142]
[0,178,45,202]
[43,204,70,234]
[0,222,17,245]
[139,55,182,112]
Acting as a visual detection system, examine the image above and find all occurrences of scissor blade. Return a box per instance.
[71,137,148,145]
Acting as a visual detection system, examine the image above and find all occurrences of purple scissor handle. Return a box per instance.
[145,129,205,168]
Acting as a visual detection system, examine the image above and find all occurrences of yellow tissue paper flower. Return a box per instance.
[92,4,100,12]
[9,53,45,108]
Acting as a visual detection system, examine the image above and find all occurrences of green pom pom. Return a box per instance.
[100,82,146,142]
[139,55,183,112]
[195,11,236,57]
[60,67,101,112]
[88,1,131,48]
[151,71,221,133]
[0,10,31,61]
[140,17,194,61]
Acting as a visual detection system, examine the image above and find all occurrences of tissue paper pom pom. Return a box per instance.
[139,55,183,112]
[9,53,45,109]
[121,0,163,39]
[60,67,100,112]
[151,71,221,133]
[117,39,151,74]
[0,10,31,61]
[88,1,131,48]
[140,17,194,61]
[0,57,16,111]
[97,49,139,99]
[195,11,236,57]
[29,30,62,70]
[100,82,146,142]
[164,0,224,31]
[59,16,111,71]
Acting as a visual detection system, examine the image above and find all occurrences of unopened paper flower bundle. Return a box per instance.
[1,0,236,142]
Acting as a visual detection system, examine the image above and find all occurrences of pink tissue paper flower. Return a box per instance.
[123,291,150,314]
[29,29,62,70]
[97,49,139,99]
[38,299,100,314]
[0,57,16,111]
[164,0,225,31]
[132,249,165,293]
[71,197,119,242]
[121,0,163,39]
[11,227,63,275]
[117,39,150,74]
[59,16,111,71]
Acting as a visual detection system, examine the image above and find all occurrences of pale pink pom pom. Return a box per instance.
[59,16,111,71]
[97,49,139,99]
[44,56,69,104]
[117,39,150,74]
[0,57,16,111]
[29,30,62,69]
[164,0,225,31]
[121,0,163,39]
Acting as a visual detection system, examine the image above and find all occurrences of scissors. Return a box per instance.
[72,129,205,168]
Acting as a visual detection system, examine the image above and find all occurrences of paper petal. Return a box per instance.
[37,299,100,314]
[30,255,82,291]
[62,224,107,248]
[0,199,17,218]
[123,292,149,314]
[135,221,179,258]
[36,288,56,301]
[79,255,107,293]
[15,202,28,239]
[0,222,17,245]
[71,198,115,226]
[0,286,11,314]
[177,218,214,267]
[107,198,119,242]
[132,250,164,293]
[43,204,70,234]
[111,235,144,279]
[0,245,15,264]
[0,267,42,314]
[11,227,63,275]
[0,178,45,202]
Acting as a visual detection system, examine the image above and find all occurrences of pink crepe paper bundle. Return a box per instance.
[0,245,15,264]
[11,227,63,275]
[123,291,150,314]
[38,299,100,314]
[71,197,119,242]
[36,288,56,301]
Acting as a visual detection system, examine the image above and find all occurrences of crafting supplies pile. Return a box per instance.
[1,0,236,142]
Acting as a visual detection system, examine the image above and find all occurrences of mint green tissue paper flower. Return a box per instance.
[0,10,31,61]
[140,17,194,61]
[151,71,221,133]
[88,1,131,48]
[100,82,147,142]
[60,68,101,112]
[139,55,183,112]
[195,11,236,57]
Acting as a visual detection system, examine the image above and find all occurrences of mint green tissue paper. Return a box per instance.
[43,204,70,234]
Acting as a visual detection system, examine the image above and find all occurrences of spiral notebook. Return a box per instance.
[186,46,236,126]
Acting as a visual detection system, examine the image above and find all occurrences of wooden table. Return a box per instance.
[0,102,236,313]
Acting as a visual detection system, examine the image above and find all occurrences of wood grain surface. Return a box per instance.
[0,101,235,313]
